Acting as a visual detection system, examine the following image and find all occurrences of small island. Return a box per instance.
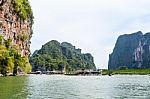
[30,40,97,75]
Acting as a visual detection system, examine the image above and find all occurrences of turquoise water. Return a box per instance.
[0,75,150,99]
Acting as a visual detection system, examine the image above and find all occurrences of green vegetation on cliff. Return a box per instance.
[0,36,31,76]
[11,0,33,21]
[30,40,96,73]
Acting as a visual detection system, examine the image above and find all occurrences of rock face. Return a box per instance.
[0,0,33,56]
[30,40,96,73]
[0,0,33,75]
[108,31,150,70]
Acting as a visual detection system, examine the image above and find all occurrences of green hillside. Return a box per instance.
[30,40,96,74]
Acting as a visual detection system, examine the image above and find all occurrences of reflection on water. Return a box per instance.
[0,76,28,99]
[0,75,150,99]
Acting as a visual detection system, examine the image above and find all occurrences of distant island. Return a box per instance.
[107,31,150,75]
[30,40,96,75]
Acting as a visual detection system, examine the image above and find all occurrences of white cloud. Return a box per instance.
[29,0,150,69]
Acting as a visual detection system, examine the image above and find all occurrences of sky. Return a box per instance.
[29,0,150,69]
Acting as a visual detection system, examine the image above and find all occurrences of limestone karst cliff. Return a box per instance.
[0,0,33,75]
[0,0,33,56]
[108,31,150,70]
[30,40,96,73]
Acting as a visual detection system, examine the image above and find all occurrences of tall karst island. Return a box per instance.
[0,0,33,75]
[30,40,96,74]
[109,31,150,70]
